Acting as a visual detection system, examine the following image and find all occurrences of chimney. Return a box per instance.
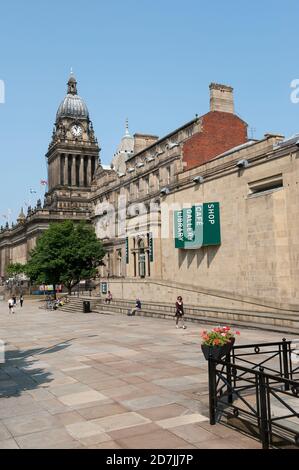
[133,133,159,154]
[209,83,234,114]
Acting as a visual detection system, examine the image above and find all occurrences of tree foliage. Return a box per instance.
[25,220,105,293]
[6,263,25,278]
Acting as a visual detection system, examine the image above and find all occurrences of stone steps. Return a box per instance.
[58,297,99,313]
[97,298,299,319]
[95,301,299,335]
[56,296,299,334]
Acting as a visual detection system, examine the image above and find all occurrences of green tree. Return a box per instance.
[25,220,105,295]
[6,262,25,278]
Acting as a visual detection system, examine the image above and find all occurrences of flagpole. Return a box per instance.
[40,180,48,205]
[7,209,12,225]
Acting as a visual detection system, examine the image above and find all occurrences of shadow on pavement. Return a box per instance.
[0,340,72,398]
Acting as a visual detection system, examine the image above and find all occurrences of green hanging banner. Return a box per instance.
[183,205,204,249]
[202,202,221,246]
[174,210,185,248]
[149,232,154,262]
[174,203,221,249]
[125,238,129,264]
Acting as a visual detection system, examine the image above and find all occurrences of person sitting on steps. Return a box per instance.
[128,298,141,316]
[105,291,112,304]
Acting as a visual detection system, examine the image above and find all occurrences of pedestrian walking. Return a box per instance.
[19,294,24,307]
[12,295,17,306]
[8,297,15,314]
[175,296,186,329]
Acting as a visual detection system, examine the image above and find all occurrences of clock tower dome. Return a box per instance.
[45,73,100,213]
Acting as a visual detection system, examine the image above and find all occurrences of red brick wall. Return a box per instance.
[183,111,248,171]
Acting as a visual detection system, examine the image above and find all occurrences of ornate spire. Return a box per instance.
[67,72,77,95]
[17,207,26,224]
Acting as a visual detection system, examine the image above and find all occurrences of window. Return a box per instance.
[138,238,146,278]
[248,174,283,197]
[144,176,149,194]
[166,166,171,184]
[153,171,160,190]
[117,249,122,277]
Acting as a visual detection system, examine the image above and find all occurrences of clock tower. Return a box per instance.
[45,73,100,213]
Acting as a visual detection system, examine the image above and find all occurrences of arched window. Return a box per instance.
[117,249,122,277]
[138,238,146,278]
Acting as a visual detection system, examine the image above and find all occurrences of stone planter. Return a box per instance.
[201,338,235,360]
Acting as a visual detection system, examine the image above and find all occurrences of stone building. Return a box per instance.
[0,74,100,277]
[2,78,299,318]
[90,83,299,314]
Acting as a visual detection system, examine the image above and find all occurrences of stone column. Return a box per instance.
[60,154,64,185]
[48,161,52,190]
[91,156,95,180]
[51,159,55,188]
[64,155,68,186]
[52,160,55,188]
[71,155,76,187]
[94,156,98,176]
[79,156,84,187]
[56,156,60,187]
[87,156,91,186]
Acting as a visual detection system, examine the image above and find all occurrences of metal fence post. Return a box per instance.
[208,355,217,425]
[226,352,233,404]
[282,338,290,391]
[258,368,270,449]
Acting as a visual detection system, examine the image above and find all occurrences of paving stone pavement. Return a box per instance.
[0,298,296,449]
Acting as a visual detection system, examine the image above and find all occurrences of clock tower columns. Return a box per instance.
[45,74,100,212]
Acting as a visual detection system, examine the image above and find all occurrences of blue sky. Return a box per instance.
[1,0,299,223]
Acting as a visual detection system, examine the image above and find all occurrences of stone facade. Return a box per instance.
[94,126,299,312]
[2,79,299,315]
[90,84,299,312]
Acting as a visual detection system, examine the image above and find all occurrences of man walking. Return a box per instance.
[20,294,24,307]
[8,297,15,314]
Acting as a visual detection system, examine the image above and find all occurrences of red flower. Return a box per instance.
[201,325,240,348]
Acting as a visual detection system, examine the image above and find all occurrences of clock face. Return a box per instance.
[71,125,82,137]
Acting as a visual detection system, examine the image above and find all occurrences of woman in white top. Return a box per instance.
[8,298,15,314]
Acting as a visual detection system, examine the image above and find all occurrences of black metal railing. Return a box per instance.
[230,339,299,383]
[208,339,299,449]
